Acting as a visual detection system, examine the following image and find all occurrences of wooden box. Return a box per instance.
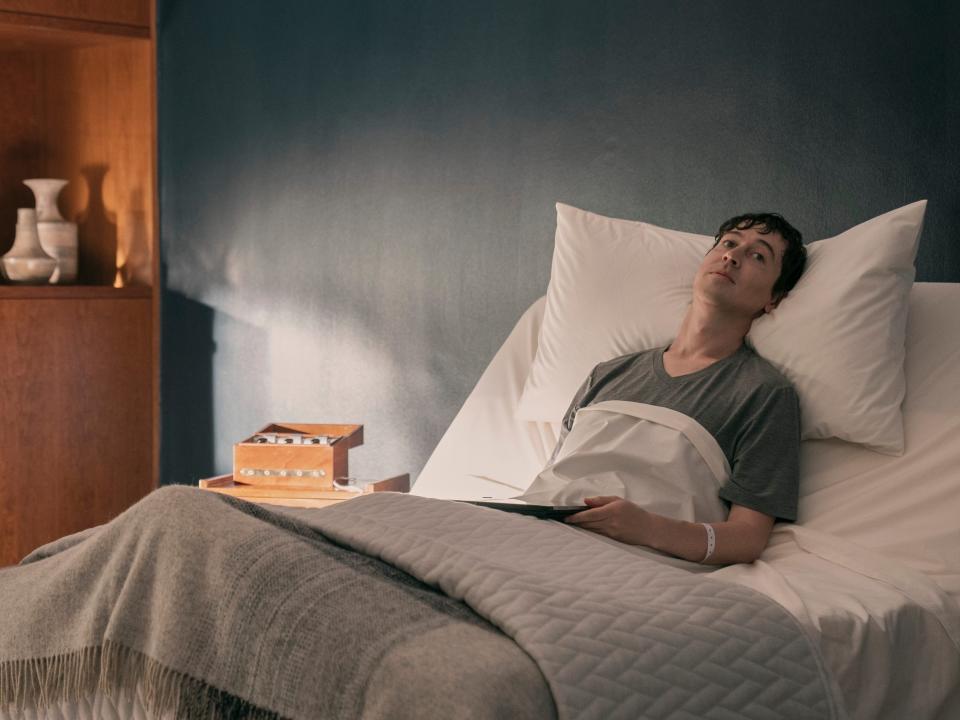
[233,422,363,490]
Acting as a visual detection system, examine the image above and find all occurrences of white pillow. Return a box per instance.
[517,203,712,420]
[517,201,926,454]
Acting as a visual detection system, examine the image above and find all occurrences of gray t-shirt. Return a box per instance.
[557,344,800,522]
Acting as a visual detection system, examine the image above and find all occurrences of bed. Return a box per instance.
[415,282,960,719]
[1,205,958,720]
[411,201,959,718]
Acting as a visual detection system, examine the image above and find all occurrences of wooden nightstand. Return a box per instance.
[198,474,410,509]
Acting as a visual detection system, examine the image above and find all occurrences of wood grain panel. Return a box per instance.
[0,296,154,565]
[0,50,45,251]
[0,1,149,30]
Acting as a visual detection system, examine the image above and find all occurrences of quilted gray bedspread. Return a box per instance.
[293,491,843,720]
[0,487,843,719]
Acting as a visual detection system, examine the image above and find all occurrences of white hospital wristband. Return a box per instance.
[700,523,716,563]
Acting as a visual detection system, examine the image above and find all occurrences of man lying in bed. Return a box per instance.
[554,213,806,565]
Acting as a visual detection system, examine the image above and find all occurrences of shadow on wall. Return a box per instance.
[77,164,117,286]
[161,288,216,485]
[116,188,153,287]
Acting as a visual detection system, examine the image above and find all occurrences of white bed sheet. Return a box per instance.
[414,283,960,719]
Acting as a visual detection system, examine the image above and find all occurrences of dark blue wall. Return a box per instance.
[158,0,960,485]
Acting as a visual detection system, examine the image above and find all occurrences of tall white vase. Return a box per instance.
[24,178,78,284]
[1,208,57,284]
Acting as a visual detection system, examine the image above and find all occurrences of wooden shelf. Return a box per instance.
[0,10,150,46]
[0,0,157,289]
[0,0,157,566]
[0,284,151,300]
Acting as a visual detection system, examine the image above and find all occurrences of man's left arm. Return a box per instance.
[565,497,774,564]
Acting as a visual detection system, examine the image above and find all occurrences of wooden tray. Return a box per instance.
[199,473,410,509]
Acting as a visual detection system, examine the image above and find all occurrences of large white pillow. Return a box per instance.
[517,201,926,454]
[517,203,712,420]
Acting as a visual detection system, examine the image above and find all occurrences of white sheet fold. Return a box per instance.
[519,400,729,524]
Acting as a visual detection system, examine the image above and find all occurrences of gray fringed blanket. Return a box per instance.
[0,488,551,719]
[0,487,843,719]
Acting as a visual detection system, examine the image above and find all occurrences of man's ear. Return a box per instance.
[763,291,787,314]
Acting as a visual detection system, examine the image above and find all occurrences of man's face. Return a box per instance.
[693,224,786,318]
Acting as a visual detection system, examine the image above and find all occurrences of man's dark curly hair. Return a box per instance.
[713,213,806,297]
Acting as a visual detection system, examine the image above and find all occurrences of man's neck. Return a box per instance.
[667,302,751,363]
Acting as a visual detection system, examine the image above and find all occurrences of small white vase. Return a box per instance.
[1,208,58,284]
[24,178,78,284]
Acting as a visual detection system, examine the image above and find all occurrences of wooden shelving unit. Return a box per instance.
[0,0,157,566]
[0,285,151,299]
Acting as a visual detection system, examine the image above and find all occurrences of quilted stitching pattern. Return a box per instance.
[290,494,843,720]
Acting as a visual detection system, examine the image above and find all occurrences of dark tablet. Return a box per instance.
[460,500,587,520]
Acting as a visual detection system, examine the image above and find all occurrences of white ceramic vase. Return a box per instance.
[1,208,58,284]
[24,178,78,284]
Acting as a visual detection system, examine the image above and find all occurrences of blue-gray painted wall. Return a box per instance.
[158,0,960,485]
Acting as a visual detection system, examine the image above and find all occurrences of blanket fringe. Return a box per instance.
[0,641,281,719]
